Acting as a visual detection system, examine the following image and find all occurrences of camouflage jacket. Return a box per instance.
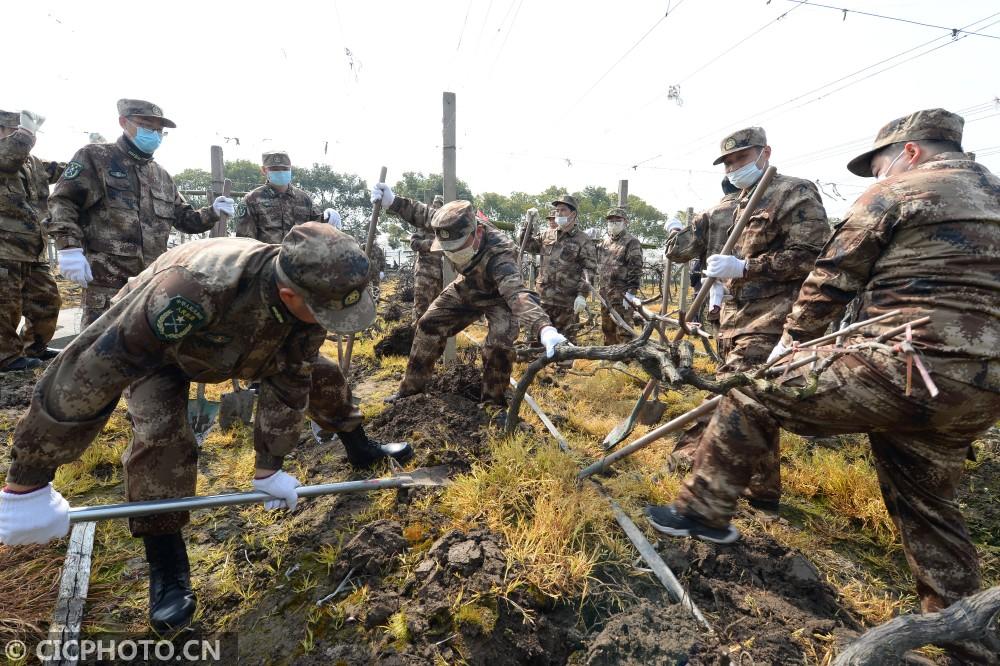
[234,182,321,244]
[388,196,551,337]
[784,152,1000,392]
[597,229,643,296]
[0,129,64,262]
[6,237,338,486]
[367,242,385,282]
[716,172,829,339]
[665,192,740,264]
[46,135,218,290]
[520,222,598,307]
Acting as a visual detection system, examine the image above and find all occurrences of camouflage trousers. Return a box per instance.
[599,290,635,346]
[542,302,580,343]
[0,259,61,367]
[413,251,443,322]
[81,284,121,328]
[399,283,518,406]
[670,332,780,503]
[675,344,1000,613]
[122,355,360,536]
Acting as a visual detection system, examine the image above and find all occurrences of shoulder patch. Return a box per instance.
[152,295,206,342]
[63,161,83,180]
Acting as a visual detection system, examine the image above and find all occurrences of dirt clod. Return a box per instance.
[582,600,722,665]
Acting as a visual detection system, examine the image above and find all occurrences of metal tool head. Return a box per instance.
[399,465,452,487]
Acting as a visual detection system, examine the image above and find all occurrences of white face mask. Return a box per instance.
[443,229,479,267]
[876,149,908,182]
[555,215,571,229]
[608,220,625,237]
[727,150,765,189]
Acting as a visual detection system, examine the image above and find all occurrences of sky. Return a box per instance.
[10,0,1000,219]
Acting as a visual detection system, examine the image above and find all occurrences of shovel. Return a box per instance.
[67,466,452,523]
[187,383,220,444]
[219,379,255,430]
[603,379,657,450]
[638,382,667,425]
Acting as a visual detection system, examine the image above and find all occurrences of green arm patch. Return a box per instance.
[151,295,207,342]
[63,161,84,180]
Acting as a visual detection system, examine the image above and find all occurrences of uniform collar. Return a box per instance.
[116,134,154,163]
[266,182,295,197]
[261,257,295,325]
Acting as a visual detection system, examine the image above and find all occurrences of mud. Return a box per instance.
[657,528,863,664]
[375,322,415,358]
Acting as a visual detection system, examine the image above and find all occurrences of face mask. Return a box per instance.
[555,215,571,229]
[727,151,764,189]
[268,169,293,186]
[608,220,625,237]
[132,126,162,154]
[876,149,907,182]
[443,228,480,267]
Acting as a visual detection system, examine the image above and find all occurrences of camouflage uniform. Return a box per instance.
[46,100,219,327]
[387,197,551,405]
[234,152,321,244]
[367,242,386,301]
[0,113,63,366]
[669,129,830,504]
[677,109,1000,619]
[5,235,366,536]
[597,207,643,345]
[519,196,597,341]
[410,196,445,321]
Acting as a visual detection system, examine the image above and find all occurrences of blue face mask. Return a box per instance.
[132,126,162,154]
[268,169,292,186]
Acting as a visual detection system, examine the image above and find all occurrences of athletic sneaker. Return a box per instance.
[644,504,741,544]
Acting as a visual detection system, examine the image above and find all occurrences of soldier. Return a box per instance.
[663,127,829,510]
[367,241,386,302]
[234,151,331,243]
[410,194,445,321]
[0,109,63,372]
[651,109,1000,653]
[597,207,644,345]
[0,223,412,631]
[666,178,741,321]
[371,183,569,408]
[46,99,235,327]
[518,194,598,341]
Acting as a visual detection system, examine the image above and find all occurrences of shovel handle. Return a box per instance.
[679,166,777,337]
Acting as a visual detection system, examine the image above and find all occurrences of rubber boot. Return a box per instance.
[0,356,42,372]
[144,533,196,633]
[338,426,413,469]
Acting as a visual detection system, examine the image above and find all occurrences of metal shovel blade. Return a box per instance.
[637,399,667,425]
[187,385,220,443]
[219,380,254,430]
[603,379,657,450]
[402,465,452,487]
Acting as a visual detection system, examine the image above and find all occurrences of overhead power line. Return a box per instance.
[784,1,1000,41]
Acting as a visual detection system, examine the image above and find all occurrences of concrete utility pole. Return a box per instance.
[209,146,229,238]
[441,92,458,362]
[618,179,628,208]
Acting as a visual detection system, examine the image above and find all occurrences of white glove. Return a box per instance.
[213,196,235,217]
[323,208,342,229]
[539,326,569,358]
[767,340,789,364]
[573,294,588,314]
[379,271,385,280]
[709,282,726,309]
[371,183,395,208]
[623,292,641,308]
[252,470,301,511]
[18,110,45,133]
[705,254,746,279]
[0,484,70,545]
[57,248,93,287]
[664,219,683,234]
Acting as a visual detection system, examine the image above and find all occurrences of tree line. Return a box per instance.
[173,161,679,249]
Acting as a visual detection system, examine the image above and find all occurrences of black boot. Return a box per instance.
[144,533,196,633]
[338,426,413,469]
[27,347,60,361]
[0,356,42,372]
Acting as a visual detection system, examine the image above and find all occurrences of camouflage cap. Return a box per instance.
[262,151,292,168]
[432,194,445,205]
[429,200,477,251]
[713,127,767,165]
[847,108,965,178]
[551,194,578,211]
[545,209,557,219]
[275,222,375,333]
[605,206,628,220]
[0,110,19,128]
[116,98,176,128]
